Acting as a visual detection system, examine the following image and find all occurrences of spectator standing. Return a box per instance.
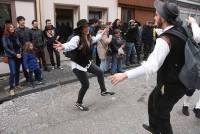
[110,29,125,74]
[110,19,122,35]
[15,16,32,82]
[125,19,137,66]
[142,21,154,60]
[89,19,101,66]
[97,25,112,72]
[31,20,49,71]
[44,19,63,70]
[23,42,43,87]
[2,23,22,95]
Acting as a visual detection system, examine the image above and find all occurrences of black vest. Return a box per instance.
[157,27,186,88]
[70,40,92,68]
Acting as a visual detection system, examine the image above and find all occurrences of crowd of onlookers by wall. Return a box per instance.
[0,16,157,96]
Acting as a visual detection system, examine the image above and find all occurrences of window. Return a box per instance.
[0,3,11,56]
[0,4,11,28]
[89,11,102,20]
[88,7,108,22]
[121,7,133,24]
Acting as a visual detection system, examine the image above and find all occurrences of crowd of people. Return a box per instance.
[0,16,67,95]
[0,0,200,133]
[88,18,156,74]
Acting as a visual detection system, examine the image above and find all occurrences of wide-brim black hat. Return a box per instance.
[74,19,88,31]
[154,0,180,25]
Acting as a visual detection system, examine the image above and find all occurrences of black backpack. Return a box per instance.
[164,27,200,90]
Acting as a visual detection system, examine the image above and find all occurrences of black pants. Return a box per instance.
[47,46,60,67]
[73,63,106,104]
[143,41,152,60]
[34,48,47,69]
[28,68,42,83]
[148,84,185,134]
[135,43,141,62]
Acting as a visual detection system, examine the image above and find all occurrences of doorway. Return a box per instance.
[55,8,73,43]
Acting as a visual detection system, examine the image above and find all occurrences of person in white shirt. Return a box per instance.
[110,1,188,134]
[182,16,200,119]
[54,19,115,111]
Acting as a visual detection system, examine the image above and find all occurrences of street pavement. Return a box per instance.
[0,74,200,134]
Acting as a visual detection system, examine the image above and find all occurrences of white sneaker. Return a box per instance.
[57,66,64,70]
[52,66,56,70]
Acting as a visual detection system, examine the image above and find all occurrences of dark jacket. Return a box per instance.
[2,35,21,58]
[16,27,32,47]
[44,26,59,46]
[110,36,125,54]
[31,28,45,48]
[125,27,139,43]
[23,52,40,71]
[141,25,153,44]
[125,25,139,43]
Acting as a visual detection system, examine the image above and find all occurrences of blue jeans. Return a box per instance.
[100,58,109,72]
[111,54,123,73]
[28,68,42,83]
[126,42,136,64]
[8,58,21,89]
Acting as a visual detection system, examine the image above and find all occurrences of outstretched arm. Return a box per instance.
[110,37,170,85]
[186,16,200,43]
[54,36,80,51]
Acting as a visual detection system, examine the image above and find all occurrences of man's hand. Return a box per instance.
[53,40,64,51]
[102,27,109,34]
[16,54,21,59]
[186,16,197,25]
[109,73,128,86]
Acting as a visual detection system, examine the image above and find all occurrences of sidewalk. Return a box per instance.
[0,61,139,104]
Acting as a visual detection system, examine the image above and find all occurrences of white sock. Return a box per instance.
[195,91,200,109]
[183,95,192,107]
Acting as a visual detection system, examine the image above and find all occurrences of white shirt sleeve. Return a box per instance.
[191,22,200,43]
[126,38,170,79]
[91,33,103,44]
[62,36,80,52]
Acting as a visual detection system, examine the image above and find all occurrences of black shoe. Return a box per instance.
[75,103,89,111]
[44,67,50,72]
[142,124,160,134]
[125,63,130,66]
[130,61,136,65]
[182,106,190,116]
[110,72,115,75]
[101,91,115,96]
[28,82,35,88]
[104,70,110,74]
[118,70,124,73]
[193,108,200,119]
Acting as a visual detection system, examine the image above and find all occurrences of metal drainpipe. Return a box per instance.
[36,0,42,29]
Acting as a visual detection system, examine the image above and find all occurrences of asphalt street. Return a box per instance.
[0,74,200,134]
